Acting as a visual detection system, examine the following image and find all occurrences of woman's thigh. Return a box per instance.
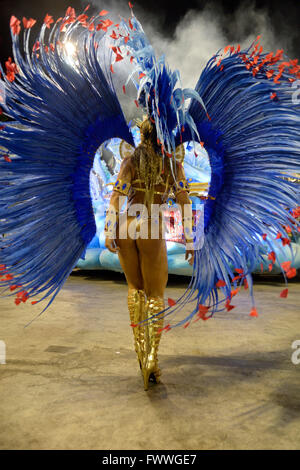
[116,216,143,290]
[136,224,168,298]
[116,215,168,296]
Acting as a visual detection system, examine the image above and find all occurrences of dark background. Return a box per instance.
[0,0,299,67]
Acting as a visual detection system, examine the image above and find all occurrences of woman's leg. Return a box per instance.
[116,217,145,368]
[136,223,168,389]
[117,215,168,296]
[136,237,168,297]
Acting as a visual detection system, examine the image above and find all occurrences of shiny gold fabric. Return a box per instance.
[142,296,165,390]
[128,289,146,368]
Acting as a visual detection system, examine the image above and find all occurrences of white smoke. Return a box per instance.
[148,0,294,88]
[83,0,297,118]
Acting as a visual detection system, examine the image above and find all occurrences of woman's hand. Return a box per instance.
[185,247,194,266]
[105,236,119,254]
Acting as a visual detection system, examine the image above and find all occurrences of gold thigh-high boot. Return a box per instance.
[142,296,165,390]
[127,289,146,369]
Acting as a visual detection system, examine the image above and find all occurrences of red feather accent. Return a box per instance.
[167,298,176,307]
[32,41,40,52]
[44,14,54,29]
[268,251,276,263]
[280,288,288,298]
[230,288,239,298]
[22,17,36,29]
[286,268,297,279]
[281,261,291,272]
[260,263,264,273]
[250,307,258,317]
[96,18,113,31]
[78,14,89,24]
[10,285,21,291]
[110,30,118,39]
[10,16,21,35]
[65,7,76,18]
[225,299,235,311]
[197,305,210,321]
[281,237,291,246]
[198,305,209,314]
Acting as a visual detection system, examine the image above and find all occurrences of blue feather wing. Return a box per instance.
[166,44,300,327]
[0,15,134,313]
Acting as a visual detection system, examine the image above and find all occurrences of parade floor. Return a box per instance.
[0,270,299,450]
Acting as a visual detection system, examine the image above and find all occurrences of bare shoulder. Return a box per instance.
[174,160,186,180]
[118,154,135,179]
[121,155,133,168]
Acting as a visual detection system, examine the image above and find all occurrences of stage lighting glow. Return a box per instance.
[63,41,78,68]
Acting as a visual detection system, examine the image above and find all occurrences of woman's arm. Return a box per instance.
[174,162,195,265]
[104,156,133,253]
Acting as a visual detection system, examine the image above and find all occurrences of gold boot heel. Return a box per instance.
[143,356,161,389]
[142,296,164,391]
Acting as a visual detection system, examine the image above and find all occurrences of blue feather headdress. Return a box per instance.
[114,14,207,160]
